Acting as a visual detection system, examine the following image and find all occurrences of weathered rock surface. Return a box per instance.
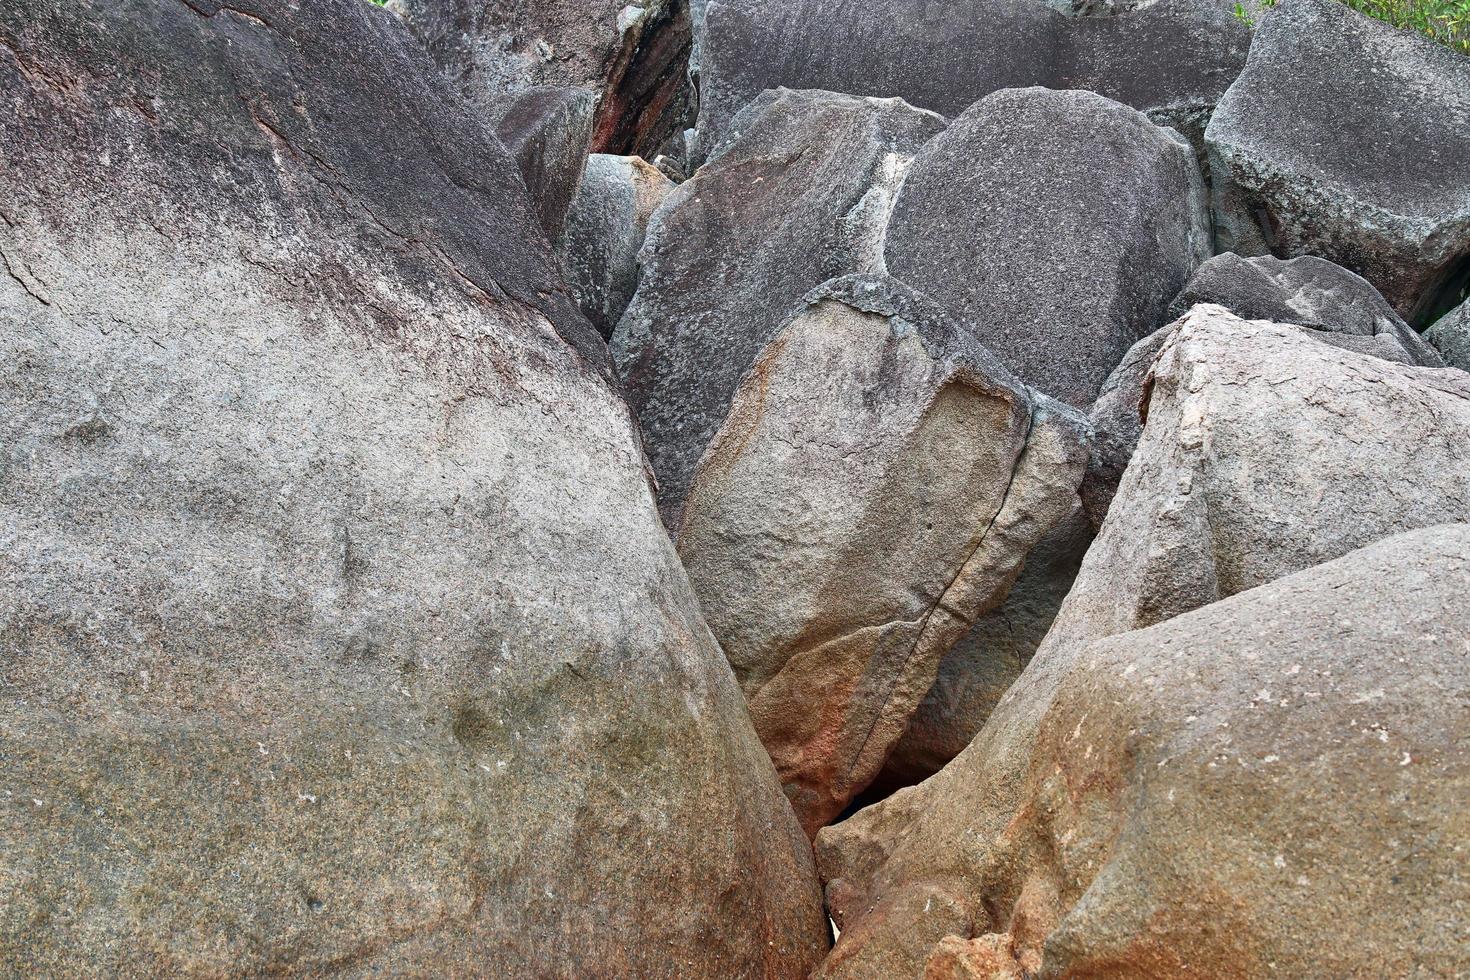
[488,85,596,239]
[878,506,1092,786]
[0,2,827,975]
[678,275,1089,835]
[1427,297,1470,372]
[1205,0,1470,324]
[696,0,1248,161]
[395,0,693,156]
[843,526,1470,978]
[1084,254,1445,526]
[815,306,1470,977]
[612,88,947,521]
[1168,252,1443,366]
[558,153,675,339]
[1083,254,1448,524]
[885,87,1210,409]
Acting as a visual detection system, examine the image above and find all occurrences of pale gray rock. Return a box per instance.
[0,2,828,975]
[557,154,675,339]
[695,0,1248,162]
[612,88,947,522]
[1427,297,1470,372]
[1085,254,1445,526]
[395,0,694,156]
[677,275,1089,836]
[489,86,596,239]
[1205,0,1470,324]
[885,87,1211,409]
[825,526,1470,978]
[815,306,1470,977]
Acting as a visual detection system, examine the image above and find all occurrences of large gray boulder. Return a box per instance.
[395,0,693,156]
[678,275,1089,835]
[695,0,1248,162]
[1427,297,1470,372]
[488,85,596,239]
[885,87,1211,409]
[1205,0,1470,324]
[814,306,1470,977]
[0,2,827,975]
[826,526,1470,978]
[1084,253,1445,526]
[558,153,676,339]
[612,88,947,522]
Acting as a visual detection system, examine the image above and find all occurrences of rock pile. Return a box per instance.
[3,0,1466,975]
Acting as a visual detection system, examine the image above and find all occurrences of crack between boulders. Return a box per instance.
[839,398,1039,793]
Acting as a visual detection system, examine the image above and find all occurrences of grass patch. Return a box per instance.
[1236,0,1470,53]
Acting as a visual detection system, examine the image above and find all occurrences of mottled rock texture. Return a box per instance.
[893,525,1470,978]
[488,85,596,239]
[0,1,827,975]
[696,0,1248,161]
[612,88,946,522]
[815,306,1470,977]
[396,0,693,156]
[885,87,1210,409]
[1205,0,1470,325]
[879,506,1092,786]
[1428,297,1470,372]
[678,275,1088,835]
[1084,253,1446,525]
[558,153,675,339]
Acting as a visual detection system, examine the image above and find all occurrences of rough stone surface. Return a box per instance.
[814,307,1470,977]
[1084,254,1446,526]
[879,506,1092,787]
[1083,254,1448,525]
[678,275,1089,835]
[1427,297,1470,372]
[0,2,828,975]
[489,85,596,239]
[845,526,1470,978]
[695,0,1248,162]
[885,87,1210,409]
[557,153,675,339]
[395,0,693,157]
[1205,0,1470,325]
[612,88,947,522]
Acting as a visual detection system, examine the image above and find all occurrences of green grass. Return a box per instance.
[1235,0,1470,53]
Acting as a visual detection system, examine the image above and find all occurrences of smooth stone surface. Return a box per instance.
[1427,297,1470,373]
[489,85,596,239]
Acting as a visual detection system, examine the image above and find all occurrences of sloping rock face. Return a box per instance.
[885,87,1210,409]
[879,506,1092,786]
[814,306,1470,977]
[678,276,1089,835]
[0,2,827,975]
[558,153,675,339]
[695,0,1248,161]
[1205,0,1470,325]
[859,527,1470,978]
[1084,254,1446,525]
[488,86,596,239]
[1427,297,1470,372]
[395,0,693,156]
[612,88,947,521]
